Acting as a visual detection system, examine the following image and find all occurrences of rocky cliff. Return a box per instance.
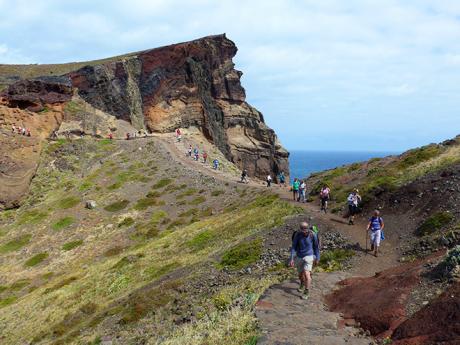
[0,34,289,208]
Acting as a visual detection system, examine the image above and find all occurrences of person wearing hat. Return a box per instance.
[347,189,362,225]
[289,222,320,300]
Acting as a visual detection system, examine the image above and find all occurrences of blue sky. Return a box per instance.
[1,0,459,151]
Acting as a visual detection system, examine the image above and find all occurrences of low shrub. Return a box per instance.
[317,249,354,272]
[0,234,32,253]
[62,240,83,251]
[104,200,129,212]
[58,196,80,209]
[417,212,455,236]
[52,216,75,231]
[24,252,49,267]
[218,239,262,270]
[152,178,172,189]
[118,217,134,228]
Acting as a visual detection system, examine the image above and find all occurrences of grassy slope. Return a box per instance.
[307,136,460,207]
[0,138,301,345]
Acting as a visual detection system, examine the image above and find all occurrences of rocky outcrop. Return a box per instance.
[1,34,289,182]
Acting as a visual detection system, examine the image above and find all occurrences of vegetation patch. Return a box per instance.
[218,239,262,270]
[317,249,354,272]
[189,196,206,205]
[43,276,78,294]
[151,210,168,224]
[17,210,48,225]
[58,196,80,209]
[176,188,197,199]
[178,208,199,218]
[187,230,217,252]
[104,246,125,257]
[52,216,75,231]
[0,296,18,308]
[166,219,187,230]
[0,234,32,253]
[104,200,130,212]
[398,145,442,169]
[9,279,31,291]
[78,181,93,191]
[62,240,83,251]
[24,252,49,267]
[417,212,455,236]
[144,261,180,280]
[134,197,158,210]
[118,217,134,228]
[211,189,225,197]
[152,178,173,189]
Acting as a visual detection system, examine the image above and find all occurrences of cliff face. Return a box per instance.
[1,34,289,187]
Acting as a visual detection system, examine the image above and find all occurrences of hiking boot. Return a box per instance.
[297,283,304,293]
[370,244,374,252]
[374,251,378,257]
[301,289,310,300]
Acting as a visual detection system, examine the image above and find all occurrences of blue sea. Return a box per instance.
[288,151,399,182]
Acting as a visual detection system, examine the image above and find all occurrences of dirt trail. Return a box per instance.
[156,132,401,344]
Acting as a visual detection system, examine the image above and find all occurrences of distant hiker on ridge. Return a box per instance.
[266,174,272,187]
[175,128,182,142]
[320,185,331,213]
[347,189,361,225]
[278,171,286,187]
[213,158,219,170]
[367,210,384,257]
[202,151,208,164]
[241,169,249,184]
[187,145,192,157]
[290,222,320,300]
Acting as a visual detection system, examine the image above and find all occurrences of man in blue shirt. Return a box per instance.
[290,222,320,300]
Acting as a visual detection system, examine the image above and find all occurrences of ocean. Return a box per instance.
[288,150,399,182]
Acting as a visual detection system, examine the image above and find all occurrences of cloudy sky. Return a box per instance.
[1,0,459,151]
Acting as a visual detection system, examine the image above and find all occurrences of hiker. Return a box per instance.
[26,128,31,137]
[290,222,320,300]
[278,171,286,187]
[366,210,385,257]
[202,151,208,163]
[126,133,130,140]
[213,158,219,170]
[266,174,272,187]
[347,189,361,225]
[320,185,331,213]
[176,128,182,142]
[299,180,307,202]
[22,127,26,135]
[11,124,15,133]
[188,145,192,157]
[193,147,199,161]
[108,132,113,140]
[292,178,300,201]
[241,169,249,184]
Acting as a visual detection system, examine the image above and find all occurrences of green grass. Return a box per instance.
[52,216,75,231]
[178,208,199,218]
[144,261,181,280]
[152,178,172,189]
[24,252,49,267]
[0,234,32,253]
[58,196,80,209]
[104,200,130,212]
[211,190,225,197]
[17,210,48,225]
[118,217,135,228]
[0,296,18,308]
[176,188,197,199]
[78,181,93,191]
[417,212,455,236]
[189,196,206,205]
[151,210,168,224]
[218,239,263,270]
[133,197,158,210]
[398,145,442,169]
[9,279,31,291]
[62,240,84,251]
[317,249,354,272]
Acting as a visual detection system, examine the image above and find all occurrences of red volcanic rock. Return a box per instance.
[391,282,460,345]
[1,76,72,111]
[325,252,445,340]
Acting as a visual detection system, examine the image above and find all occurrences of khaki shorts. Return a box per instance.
[295,255,314,273]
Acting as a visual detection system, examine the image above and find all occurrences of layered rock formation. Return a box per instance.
[1,34,289,195]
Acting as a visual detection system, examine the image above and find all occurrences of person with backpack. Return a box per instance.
[289,222,320,300]
[213,158,219,170]
[193,147,199,161]
[347,189,361,225]
[266,174,272,187]
[292,178,300,201]
[187,145,192,157]
[366,210,384,257]
[319,185,331,213]
[278,171,286,187]
[202,151,208,164]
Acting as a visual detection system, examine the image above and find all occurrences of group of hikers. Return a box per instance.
[185,144,219,169]
[290,209,384,300]
[11,124,31,137]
